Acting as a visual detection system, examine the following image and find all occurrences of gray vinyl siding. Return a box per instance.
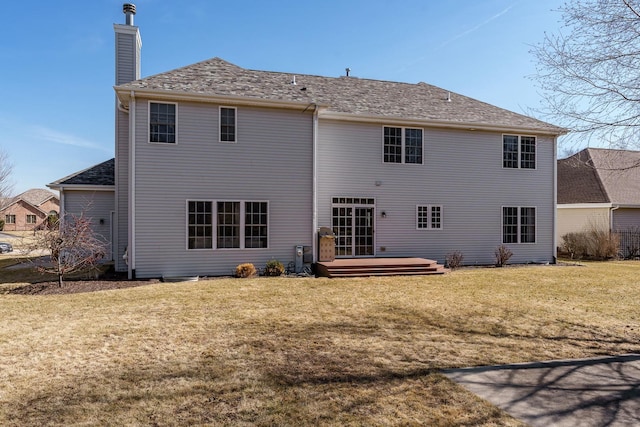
[317,120,556,265]
[62,190,115,260]
[130,100,313,278]
[613,208,640,231]
[114,28,140,85]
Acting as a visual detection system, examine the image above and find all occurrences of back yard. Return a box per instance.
[1,261,638,426]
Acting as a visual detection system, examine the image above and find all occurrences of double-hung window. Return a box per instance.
[217,201,268,249]
[187,200,268,250]
[149,102,176,143]
[188,201,213,249]
[384,126,423,164]
[503,135,536,169]
[5,214,15,224]
[502,206,536,244]
[220,107,236,142]
[417,205,442,230]
[26,214,37,224]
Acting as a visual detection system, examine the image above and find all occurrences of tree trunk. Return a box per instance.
[58,273,63,287]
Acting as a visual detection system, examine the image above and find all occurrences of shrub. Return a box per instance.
[264,259,285,276]
[235,263,256,278]
[560,223,619,260]
[445,251,464,269]
[494,245,513,267]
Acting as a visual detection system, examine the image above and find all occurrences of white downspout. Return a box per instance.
[312,104,319,262]
[553,136,558,263]
[129,91,136,279]
[610,205,620,232]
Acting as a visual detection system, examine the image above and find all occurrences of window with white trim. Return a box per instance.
[188,201,213,249]
[502,206,536,244]
[5,214,15,224]
[503,135,536,169]
[417,205,442,230]
[384,126,423,164]
[187,200,268,250]
[26,214,37,224]
[220,107,236,142]
[149,102,176,143]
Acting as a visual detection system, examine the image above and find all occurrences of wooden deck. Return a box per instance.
[316,257,448,278]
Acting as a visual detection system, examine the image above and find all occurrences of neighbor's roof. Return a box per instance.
[0,188,58,212]
[116,57,565,135]
[558,148,640,205]
[49,158,115,188]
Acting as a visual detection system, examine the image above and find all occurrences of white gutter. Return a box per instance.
[114,87,321,111]
[312,104,319,262]
[129,91,136,279]
[319,111,568,137]
[48,185,115,192]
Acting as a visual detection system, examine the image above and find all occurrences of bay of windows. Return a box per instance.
[187,200,268,250]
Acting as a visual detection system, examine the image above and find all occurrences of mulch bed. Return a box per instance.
[7,278,161,295]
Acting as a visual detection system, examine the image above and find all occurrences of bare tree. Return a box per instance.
[25,212,106,287]
[0,149,14,199]
[532,0,640,149]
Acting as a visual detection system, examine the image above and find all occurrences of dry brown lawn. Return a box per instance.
[1,261,639,426]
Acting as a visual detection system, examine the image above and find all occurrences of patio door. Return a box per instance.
[332,197,375,257]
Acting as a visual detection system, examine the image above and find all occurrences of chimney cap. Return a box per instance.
[123,3,136,14]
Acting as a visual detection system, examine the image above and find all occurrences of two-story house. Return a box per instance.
[51,4,565,279]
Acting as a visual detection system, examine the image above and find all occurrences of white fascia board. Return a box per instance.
[557,203,612,209]
[47,185,115,192]
[318,111,567,136]
[114,87,327,111]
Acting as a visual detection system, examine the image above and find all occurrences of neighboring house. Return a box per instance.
[557,148,640,242]
[52,4,565,278]
[48,159,115,260]
[0,189,59,231]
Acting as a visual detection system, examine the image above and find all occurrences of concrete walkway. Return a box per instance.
[443,354,640,427]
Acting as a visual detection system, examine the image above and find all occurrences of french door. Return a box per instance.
[332,197,375,257]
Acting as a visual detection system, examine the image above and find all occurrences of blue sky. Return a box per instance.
[1,0,565,195]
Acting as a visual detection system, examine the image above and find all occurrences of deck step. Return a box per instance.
[316,257,448,278]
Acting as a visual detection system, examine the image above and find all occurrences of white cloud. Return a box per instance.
[29,125,111,153]
[439,3,517,48]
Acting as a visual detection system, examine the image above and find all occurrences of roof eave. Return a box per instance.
[48,184,115,192]
[319,111,567,136]
[115,87,328,111]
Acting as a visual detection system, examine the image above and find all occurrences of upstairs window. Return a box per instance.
[384,126,423,164]
[220,107,236,142]
[503,135,536,169]
[149,102,176,143]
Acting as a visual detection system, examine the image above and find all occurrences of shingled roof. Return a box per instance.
[558,148,640,205]
[0,188,58,212]
[49,158,115,188]
[116,57,564,135]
